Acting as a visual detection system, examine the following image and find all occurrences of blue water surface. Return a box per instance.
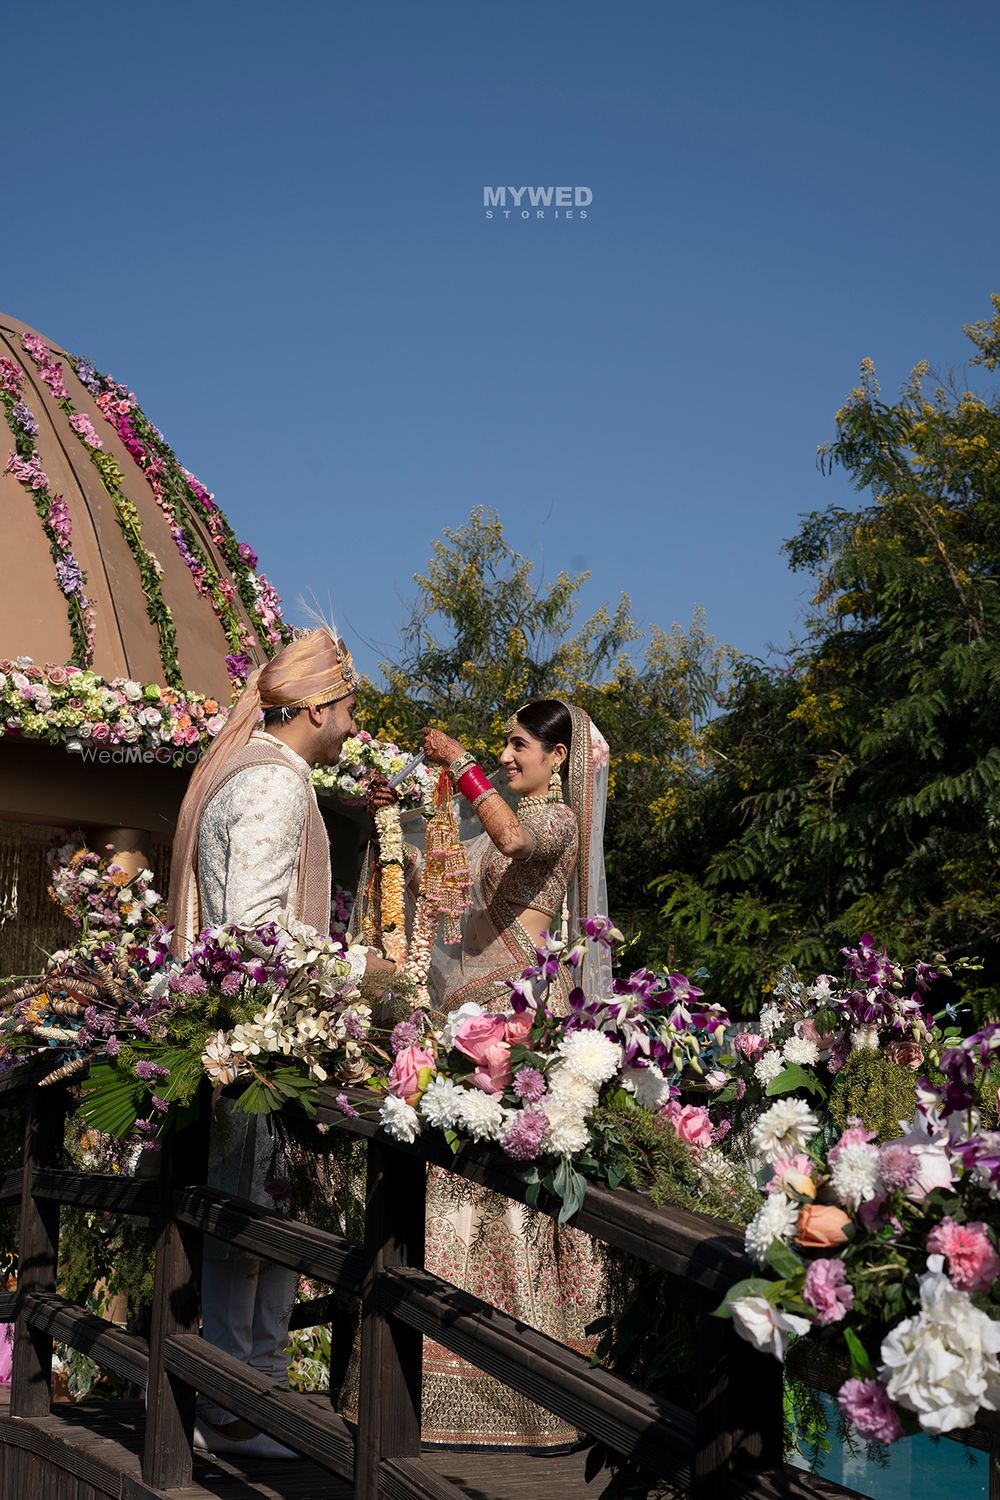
[788,1393,987,1499]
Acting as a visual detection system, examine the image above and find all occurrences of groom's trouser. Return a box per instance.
[199,1105,296,1426]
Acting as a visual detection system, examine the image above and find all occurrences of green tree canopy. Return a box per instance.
[654,298,1000,1015]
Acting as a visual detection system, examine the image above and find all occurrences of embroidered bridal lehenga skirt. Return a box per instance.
[420,1169,605,1448]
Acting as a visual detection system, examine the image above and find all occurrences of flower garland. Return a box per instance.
[20,335,182,688]
[72,354,289,657]
[0,360,95,664]
[0,656,226,762]
[84,378,253,662]
[402,770,471,1005]
[373,804,407,965]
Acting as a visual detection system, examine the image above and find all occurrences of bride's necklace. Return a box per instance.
[517,793,550,819]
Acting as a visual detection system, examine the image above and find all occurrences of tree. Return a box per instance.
[357,507,733,956]
[653,298,1000,1015]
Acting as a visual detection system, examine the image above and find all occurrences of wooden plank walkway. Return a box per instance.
[0,1391,595,1500]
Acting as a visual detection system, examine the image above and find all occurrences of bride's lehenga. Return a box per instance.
[344,704,611,1449]
[419,708,611,1449]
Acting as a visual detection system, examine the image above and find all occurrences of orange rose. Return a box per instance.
[796,1203,851,1249]
[203,699,219,715]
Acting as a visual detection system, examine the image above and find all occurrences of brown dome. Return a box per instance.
[0,310,288,701]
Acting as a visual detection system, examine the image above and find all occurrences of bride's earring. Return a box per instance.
[548,764,563,802]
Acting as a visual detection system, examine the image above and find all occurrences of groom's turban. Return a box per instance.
[260,629,357,709]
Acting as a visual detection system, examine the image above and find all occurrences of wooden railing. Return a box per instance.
[1,1057,986,1500]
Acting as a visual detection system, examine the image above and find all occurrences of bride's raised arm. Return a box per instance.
[422,726,535,860]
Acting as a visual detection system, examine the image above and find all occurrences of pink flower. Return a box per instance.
[68,413,103,449]
[803,1257,854,1326]
[387,1045,436,1106]
[766,1154,815,1196]
[503,1011,534,1045]
[469,1041,513,1095]
[836,1378,903,1444]
[453,1013,508,1062]
[206,713,227,736]
[733,1031,766,1061]
[925,1217,1000,1292]
[662,1101,713,1149]
[828,1119,876,1166]
[90,722,110,742]
[45,665,69,687]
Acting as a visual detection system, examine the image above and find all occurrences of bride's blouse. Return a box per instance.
[481,800,579,920]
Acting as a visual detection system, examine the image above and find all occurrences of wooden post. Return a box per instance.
[141,1088,210,1490]
[354,1139,426,1500]
[690,1291,784,1500]
[11,1077,67,1416]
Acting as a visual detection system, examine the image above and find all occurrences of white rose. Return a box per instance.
[730,1296,810,1360]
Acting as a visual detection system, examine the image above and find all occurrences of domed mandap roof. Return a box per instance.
[0,311,298,964]
[0,310,288,701]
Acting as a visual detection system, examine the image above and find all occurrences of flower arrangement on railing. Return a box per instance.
[0,918,371,1144]
[376,922,732,1221]
[0,657,227,762]
[47,838,165,965]
[713,938,1000,1446]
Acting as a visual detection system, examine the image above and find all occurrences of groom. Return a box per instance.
[166,626,395,1459]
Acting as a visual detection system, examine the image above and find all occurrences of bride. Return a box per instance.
[415,699,611,1449]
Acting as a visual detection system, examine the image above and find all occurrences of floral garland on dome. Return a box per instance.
[1,359,95,665]
[72,354,289,659]
[20,334,183,688]
[0,656,226,762]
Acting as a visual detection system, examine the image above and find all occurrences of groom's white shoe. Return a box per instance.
[193,1416,300,1460]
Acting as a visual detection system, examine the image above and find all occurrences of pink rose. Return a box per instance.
[453,1013,508,1062]
[387,1045,436,1106]
[828,1119,876,1166]
[797,1018,840,1054]
[504,1011,534,1045]
[469,1041,513,1095]
[733,1031,766,1061]
[926,1217,1000,1292]
[90,721,110,742]
[803,1257,854,1326]
[884,1041,924,1070]
[45,666,69,687]
[662,1101,713,1149]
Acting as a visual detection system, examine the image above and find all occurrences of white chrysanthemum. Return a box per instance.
[419,1076,465,1129]
[456,1090,505,1142]
[541,1098,591,1156]
[758,1003,784,1039]
[783,1035,819,1067]
[753,1050,784,1085]
[381,1094,421,1144]
[750,1098,820,1164]
[556,1028,622,1086]
[745,1193,800,1266]
[851,1023,880,1052]
[621,1062,672,1112]
[830,1141,882,1210]
[879,1255,1000,1433]
[548,1067,599,1112]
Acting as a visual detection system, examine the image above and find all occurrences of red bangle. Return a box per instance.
[457,764,492,803]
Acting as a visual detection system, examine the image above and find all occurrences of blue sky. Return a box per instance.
[5,1,999,681]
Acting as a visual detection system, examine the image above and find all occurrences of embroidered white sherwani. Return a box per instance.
[197,731,352,1424]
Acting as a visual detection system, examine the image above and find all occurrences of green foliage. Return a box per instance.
[827,1050,920,1142]
[648,299,1000,1013]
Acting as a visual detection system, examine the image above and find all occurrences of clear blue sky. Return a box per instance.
[5,1,999,681]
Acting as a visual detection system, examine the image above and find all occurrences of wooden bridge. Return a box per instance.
[0,1061,994,1500]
